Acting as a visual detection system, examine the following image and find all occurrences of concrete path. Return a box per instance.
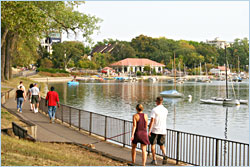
[3,98,181,166]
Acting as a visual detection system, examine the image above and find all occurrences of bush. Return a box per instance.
[38,72,70,77]
[40,58,53,68]
[157,73,162,76]
[136,71,142,76]
[37,68,69,74]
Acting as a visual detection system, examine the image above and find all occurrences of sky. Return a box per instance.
[63,1,249,45]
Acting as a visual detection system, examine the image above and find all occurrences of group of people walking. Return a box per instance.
[131,96,168,166]
[16,81,41,113]
[15,81,60,123]
[15,81,167,165]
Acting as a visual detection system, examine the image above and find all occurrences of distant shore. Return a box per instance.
[30,75,211,83]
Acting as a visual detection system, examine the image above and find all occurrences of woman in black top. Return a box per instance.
[15,86,26,113]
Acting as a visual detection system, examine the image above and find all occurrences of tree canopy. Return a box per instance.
[1,1,101,80]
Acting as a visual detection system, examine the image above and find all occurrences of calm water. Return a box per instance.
[49,79,249,143]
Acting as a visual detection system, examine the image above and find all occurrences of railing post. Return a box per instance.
[78,110,81,131]
[61,105,64,123]
[89,112,92,135]
[104,116,107,141]
[176,131,180,165]
[69,107,71,126]
[215,139,219,166]
[123,120,126,147]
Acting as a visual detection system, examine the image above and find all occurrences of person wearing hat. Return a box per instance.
[31,83,40,113]
[148,96,168,165]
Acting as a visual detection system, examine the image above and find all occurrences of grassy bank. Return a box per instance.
[1,134,126,166]
[1,107,26,129]
[1,76,47,97]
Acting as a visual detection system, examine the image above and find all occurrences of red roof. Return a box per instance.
[218,66,229,71]
[110,58,165,67]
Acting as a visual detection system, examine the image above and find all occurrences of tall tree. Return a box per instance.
[1,1,101,80]
[52,41,85,69]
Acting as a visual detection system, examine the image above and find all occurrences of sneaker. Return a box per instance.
[151,160,157,165]
[17,108,20,112]
[163,156,167,165]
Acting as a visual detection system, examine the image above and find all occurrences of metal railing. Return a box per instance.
[12,122,28,139]
[1,88,15,104]
[39,98,249,166]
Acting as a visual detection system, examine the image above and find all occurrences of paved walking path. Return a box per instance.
[4,97,183,166]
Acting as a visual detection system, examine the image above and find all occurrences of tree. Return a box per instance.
[111,42,136,61]
[1,1,101,80]
[52,41,85,69]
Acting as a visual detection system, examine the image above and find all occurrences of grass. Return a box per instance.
[1,76,47,97]
[1,134,126,166]
[1,107,26,129]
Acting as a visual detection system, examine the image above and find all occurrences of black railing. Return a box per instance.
[39,98,249,166]
[12,122,28,139]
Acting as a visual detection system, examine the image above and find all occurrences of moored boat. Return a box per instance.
[160,90,184,98]
[67,81,79,85]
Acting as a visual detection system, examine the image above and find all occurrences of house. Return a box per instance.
[110,58,165,73]
[40,32,62,54]
[210,66,230,75]
[88,44,115,60]
[206,37,230,49]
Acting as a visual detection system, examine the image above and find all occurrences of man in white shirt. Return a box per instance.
[149,96,168,165]
[31,83,40,113]
[17,81,25,92]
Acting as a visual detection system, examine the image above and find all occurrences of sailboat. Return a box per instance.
[200,46,240,106]
[160,52,184,98]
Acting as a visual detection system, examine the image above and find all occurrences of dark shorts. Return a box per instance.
[149,133,166,146]
[31,95,39,104]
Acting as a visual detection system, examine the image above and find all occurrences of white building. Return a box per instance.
[40,32,62,54]
[206,37,230,49]
[110,58,165,73]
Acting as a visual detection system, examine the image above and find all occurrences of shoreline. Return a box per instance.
[30,75,211,83]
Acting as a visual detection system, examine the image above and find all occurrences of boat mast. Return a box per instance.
[225,46,228,99]
[174,51,176,90]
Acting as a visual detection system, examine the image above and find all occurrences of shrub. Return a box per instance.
[37,68,69,74]
[157,73,162,76]
[136,71,142,76]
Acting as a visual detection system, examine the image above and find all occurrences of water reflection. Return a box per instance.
[49,79,249,143]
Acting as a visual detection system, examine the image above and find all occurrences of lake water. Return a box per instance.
[48,79,249,143]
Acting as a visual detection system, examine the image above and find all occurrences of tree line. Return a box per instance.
[2,2,249,80]
[42,35,248,73]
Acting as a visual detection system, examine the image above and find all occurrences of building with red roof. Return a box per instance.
[110,58,165,73]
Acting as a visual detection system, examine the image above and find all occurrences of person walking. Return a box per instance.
[148,96,168,165]
[45,86,60,123]
[31,83,40,113]
[15,86,26,113]
[17,81,26,92]
[131,104,150,166]
[27,83,34,111]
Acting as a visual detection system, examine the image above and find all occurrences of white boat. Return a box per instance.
[211,97,248,105]
[148,77,157,82]
[160,90,184,98]
[200,98,240,105]
[200,47,241,106]
[200,99,223,105]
